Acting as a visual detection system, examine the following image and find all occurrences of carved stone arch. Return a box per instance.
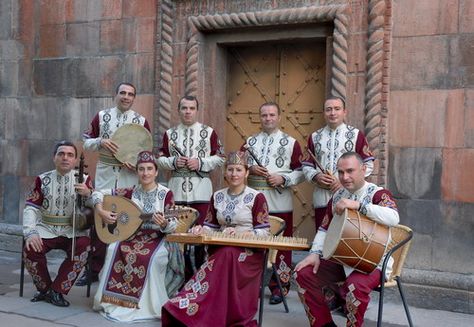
[184,5,350,101]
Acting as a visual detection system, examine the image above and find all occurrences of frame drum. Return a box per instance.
[112,124,152,164]
[323,209,389,273]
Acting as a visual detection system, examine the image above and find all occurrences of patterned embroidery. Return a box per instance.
[243,193,254,204]
[379,192,397,210]
[294,275,316,326]
[345,283,359,327]
[276,255,292,289]
[238,251,248,262]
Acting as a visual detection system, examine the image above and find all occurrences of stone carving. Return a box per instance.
[365,0,392,185]
[155,0,174,149]
[185,5,349,100]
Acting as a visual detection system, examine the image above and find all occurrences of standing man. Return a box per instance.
[23,141,93,307]
[79,82,151,285]
[158,95,225,271]
[242,102,304,305]
[295,152,399,327]
[303,96,374,232]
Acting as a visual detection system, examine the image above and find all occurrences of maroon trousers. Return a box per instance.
[295,259,381,327]
[23,236,90,294]
[268,211,293,295]
[89,226,107,275]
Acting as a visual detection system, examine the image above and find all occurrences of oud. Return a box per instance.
[95,195,198,244]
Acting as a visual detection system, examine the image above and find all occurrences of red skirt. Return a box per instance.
[162,246,264,327]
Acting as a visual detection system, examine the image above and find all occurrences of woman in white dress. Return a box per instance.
[91,151,184,322]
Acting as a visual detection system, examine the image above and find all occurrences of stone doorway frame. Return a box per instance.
[155,1,392,185]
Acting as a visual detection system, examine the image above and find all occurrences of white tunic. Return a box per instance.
[245,130,304,213]
[83,107,149,190]
[23,169,90,239]
[303,123,374,208]
[157,122,225,204]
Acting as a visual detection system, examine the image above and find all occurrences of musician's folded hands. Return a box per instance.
[176,156,200,171]
[249,166,285,187]
[314,172,342,193]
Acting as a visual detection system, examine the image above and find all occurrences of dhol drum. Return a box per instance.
[112,123,153,165]
[323,209,390,273]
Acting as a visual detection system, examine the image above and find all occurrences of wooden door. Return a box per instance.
[225,42,327,239]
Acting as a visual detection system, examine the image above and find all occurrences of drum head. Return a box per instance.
[112,124,153,164]
[322,209,347,259]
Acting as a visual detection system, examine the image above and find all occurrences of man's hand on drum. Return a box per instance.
[100,139,119,154]
[294,253,321,274]
[25,234,44,253]
[152,212,168,229]
[334,198,360,215]
[267,174,285,188]
[249,165,268,177]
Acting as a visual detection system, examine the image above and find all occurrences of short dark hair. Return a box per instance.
[115,82,137,96]
[324,96,346,109]
[259,102,281,115]
[338,151,363,165]
[178,95,199,111]
[53,141,78,158]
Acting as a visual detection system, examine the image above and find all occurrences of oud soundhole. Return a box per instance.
[118,212,129,225]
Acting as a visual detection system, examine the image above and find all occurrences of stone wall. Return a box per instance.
[0,0,157,223]
[388,0,474,313]
[0,0,473,314]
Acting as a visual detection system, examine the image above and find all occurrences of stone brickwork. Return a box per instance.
[0,0,157,224]
[0,0,473,314]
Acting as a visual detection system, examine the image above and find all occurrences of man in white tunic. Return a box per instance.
[158,95,225,272]
[80,82,151,284]
[242,102,304,304]
[295,152,399,327]
[23,141,93,307]
[302,96,374,232]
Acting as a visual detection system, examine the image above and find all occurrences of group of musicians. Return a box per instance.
[22,82,400,327]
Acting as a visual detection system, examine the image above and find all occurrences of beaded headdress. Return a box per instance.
[136,150,157,169]
[226,151,248,167]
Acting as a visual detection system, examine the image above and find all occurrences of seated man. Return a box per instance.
[23,141,93,307]
[294,152,399,327]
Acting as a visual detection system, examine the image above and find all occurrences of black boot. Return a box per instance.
[30,290,48,302]
[46,289,70,307]
[75,272,98,286]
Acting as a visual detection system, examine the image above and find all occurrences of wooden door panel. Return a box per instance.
[226,43,326,240]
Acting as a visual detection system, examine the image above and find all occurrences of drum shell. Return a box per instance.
[323,209,389,273]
